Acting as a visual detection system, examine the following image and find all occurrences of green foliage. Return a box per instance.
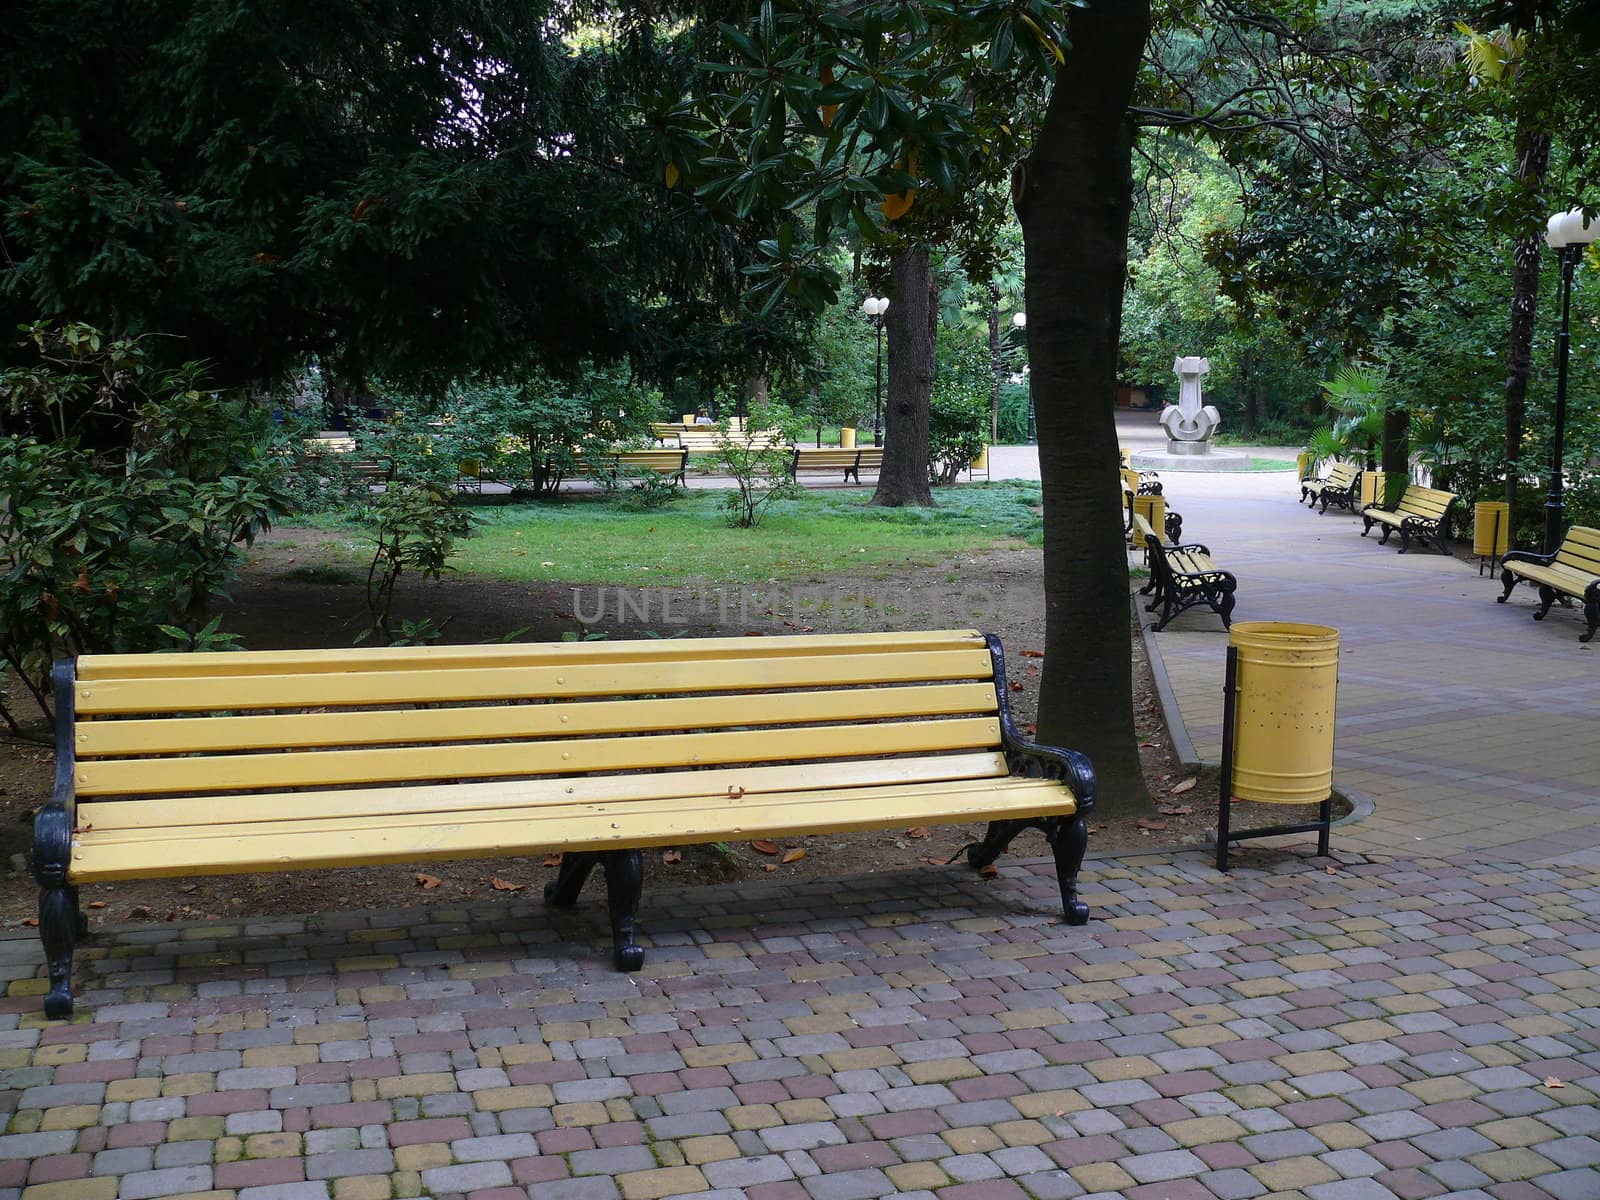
[929,336,990,484]
[0,2,764,391]
[0,323,292,729]
[447,366,655,499]
[712,403,802,527]
[1313,364,1390,469]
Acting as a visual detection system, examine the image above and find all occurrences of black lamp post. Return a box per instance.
[862,296,889,446]
[1012,312,1034,443]
[1543,208,1599,553]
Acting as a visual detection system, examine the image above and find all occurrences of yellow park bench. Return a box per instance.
[1132,513,1237,631]
[671,428,788,455]
[1301,461,1361,513]
[303,435,390,483]
[29,630,1094,1017]
[1360,483,1457,554]
[790,445,885,484]
[588,447,690,489]
[1498,525,1600,642]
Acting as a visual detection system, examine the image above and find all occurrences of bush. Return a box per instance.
[929,339,990,484]
[712,402,801,527]
[0,323,293,730]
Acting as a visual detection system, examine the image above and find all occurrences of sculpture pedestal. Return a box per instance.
[1131,445,1253,473]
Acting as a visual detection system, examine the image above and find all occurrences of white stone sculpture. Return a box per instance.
[1160,356,1221,452]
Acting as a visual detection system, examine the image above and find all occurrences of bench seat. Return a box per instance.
[1499,525,1600,641]
[1360,484,1456,554]
[32,630,1092,1016]
[588,448,689,488]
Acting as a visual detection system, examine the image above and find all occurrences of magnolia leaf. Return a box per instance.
[415,873,442,889]
[491,877,526,892]
[752,839,780,855]
[781,848,806,864]
[1137,816,1168,832]
[1171,778,1197,795]
[662,849,683,864]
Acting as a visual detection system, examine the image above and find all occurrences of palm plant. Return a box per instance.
[1313,364,1390,470]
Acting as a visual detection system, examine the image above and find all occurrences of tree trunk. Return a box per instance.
[1382,406,1410,504]
[1502,118,1551,507]
[870,245,936,507]
[1016,0,1151,816]
[988,283,1003,443]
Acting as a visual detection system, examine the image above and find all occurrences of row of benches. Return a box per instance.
[1121,471,1239,632]
[1302,460,1600,640]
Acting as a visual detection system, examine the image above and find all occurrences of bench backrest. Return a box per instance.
[794,450,861,468]
[1557,525,1600,575]
[676,430,787,452]
[1394,485,1456,519]
[608,449,686,470]
[1325,462,1359,486]
[64,631,1011,805]
[1132,513,1159,546]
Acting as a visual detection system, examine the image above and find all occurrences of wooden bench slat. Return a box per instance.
[76,682,1000,757]
[76,648,995,714]
[76,716,1004,797]
[73,752,1012,832]
[69,776,1070,881]
[75,630,986,680]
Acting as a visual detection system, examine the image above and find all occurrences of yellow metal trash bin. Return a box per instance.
[1358,469,1385,508]
[840,426,857,449]
[1131,493,1166,542]
[1296,451,1314,481]
[1474,500,1510,576]
[1217,621,1339,869]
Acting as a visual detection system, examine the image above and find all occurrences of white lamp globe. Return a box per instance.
[1012,312,1027,329]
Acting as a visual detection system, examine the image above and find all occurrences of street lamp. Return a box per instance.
[1012,312,1034,444]
[862,296,889,446]
[1542,208,1600,553]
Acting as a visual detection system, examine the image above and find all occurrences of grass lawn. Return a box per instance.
[306,482,1045,586]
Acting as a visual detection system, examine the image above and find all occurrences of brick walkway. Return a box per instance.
[4,849,1600,1200]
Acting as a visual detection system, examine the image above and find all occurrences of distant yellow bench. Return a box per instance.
[1498,525,1600,642]
[1360,484,1457,554]
[589,447,689,488]
[1131,516,1237,631]
[1301,461,1361,513]
[29,631,1094,1016]
[791,446,885,484]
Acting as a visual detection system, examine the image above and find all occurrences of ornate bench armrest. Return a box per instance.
[33,660,78,888]
[983,634,1097,818]
[1169,542,1212,555]
[1503,548,1558,568]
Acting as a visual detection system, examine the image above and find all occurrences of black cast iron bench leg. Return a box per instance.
[967,816,1090,925]
[544,850,645,971]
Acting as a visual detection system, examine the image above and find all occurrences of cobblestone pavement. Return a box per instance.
[5,848,1600,1200]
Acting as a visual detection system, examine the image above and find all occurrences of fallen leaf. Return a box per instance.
[542,854,563,868]
[555,611,573,620]
[1022,722,1037,735]
[1170,778,1197,795]
[1158,805,1193,817]
[415,873,442,889]
[1009,680,1025,692]
[1325,866,1338,875]
[22,917,38,927]
[781,848,806,864]
[1544,1075,1566,1088]
[661,850,682,864]
[752,839,780,856]
[541,561,555,567]
[1021,649,1044,657]
[905,827,930,839]
[728,786,746,799]
[763,863,778,872]
[87,901,105,910]
[1137,816,1169,832]
[491,877,526,891]
[978,865,999,880]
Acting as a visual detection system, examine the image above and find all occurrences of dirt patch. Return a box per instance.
[0,529,1344,932]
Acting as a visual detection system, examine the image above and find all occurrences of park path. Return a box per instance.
[1045,414,1600,867]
